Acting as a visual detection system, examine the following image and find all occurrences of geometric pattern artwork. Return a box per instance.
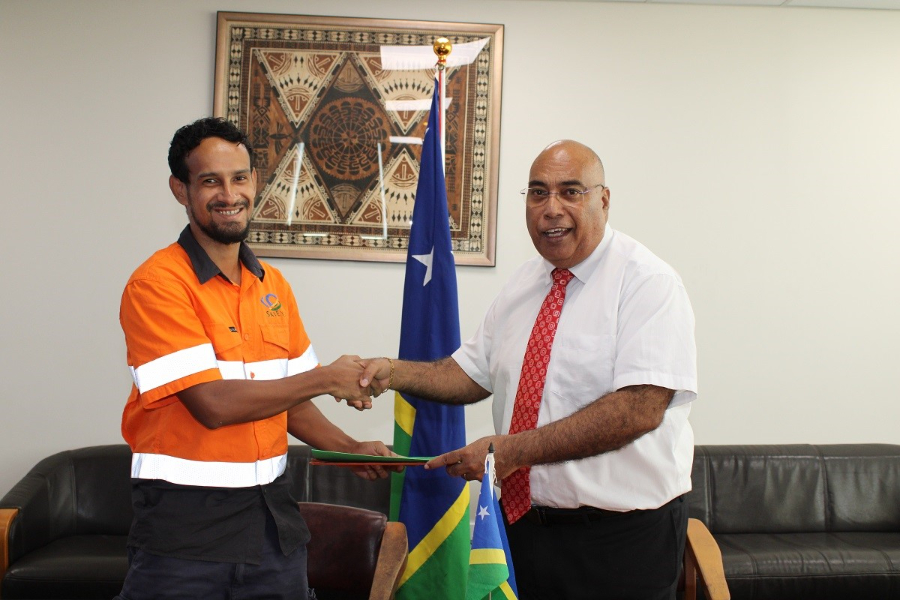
[214,13,504,265]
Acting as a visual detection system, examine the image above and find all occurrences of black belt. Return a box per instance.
[520,496,684,526]
[522,505,629,526]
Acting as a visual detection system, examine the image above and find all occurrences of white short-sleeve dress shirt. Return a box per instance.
[452,225,697,511]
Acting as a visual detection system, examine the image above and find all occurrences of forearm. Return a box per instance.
[177,362,360,429]
[390,357,490,405]
[286,402,359,451]
[499,385,673,473]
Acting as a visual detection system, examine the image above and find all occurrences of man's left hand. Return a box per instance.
[425,435,509,482]
[347,440,403,481]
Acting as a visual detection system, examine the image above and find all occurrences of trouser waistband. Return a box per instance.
[521,495,684,526]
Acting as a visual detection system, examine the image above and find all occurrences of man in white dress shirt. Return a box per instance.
[360,140,697,599]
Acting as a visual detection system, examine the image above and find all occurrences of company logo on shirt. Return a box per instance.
[260,293,283,317]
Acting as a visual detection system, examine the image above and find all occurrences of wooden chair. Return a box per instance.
[682,517,731,600]
[299,502,408,600]
[0,509,14,598]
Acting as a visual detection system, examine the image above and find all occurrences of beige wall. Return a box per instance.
[2,0,899,496]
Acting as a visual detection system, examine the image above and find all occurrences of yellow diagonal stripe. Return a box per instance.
[499,581,517,599]
[399,485,471,586]
[469,548,507,565]
[394,391,415,438]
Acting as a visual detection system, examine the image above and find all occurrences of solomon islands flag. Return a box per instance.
[391,79,471,599]
[468,448,518,600]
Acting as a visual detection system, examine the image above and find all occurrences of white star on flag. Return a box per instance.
[412,247,434,286]
[478,504,490,520]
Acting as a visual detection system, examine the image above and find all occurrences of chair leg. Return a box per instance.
[683,550,698,600]
[369,522,408,600]
[685,518,730,600]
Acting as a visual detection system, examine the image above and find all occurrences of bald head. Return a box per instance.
[531,140,605,186]
[525,140,610,269]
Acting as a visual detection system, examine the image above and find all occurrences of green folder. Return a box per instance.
[309,449,435,466]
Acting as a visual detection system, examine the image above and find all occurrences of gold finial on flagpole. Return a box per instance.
[433,37,452,70]
[433,37,452,172]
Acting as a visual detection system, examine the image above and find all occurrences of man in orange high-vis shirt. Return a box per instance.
[115,117,391,600]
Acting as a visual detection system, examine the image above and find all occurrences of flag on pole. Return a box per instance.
[468,448,518,600]
[391,79,471,600]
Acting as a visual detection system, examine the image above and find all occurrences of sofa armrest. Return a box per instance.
[0,453,78,563]
[1,507,18,594]
[370,521,407,600]
[684,518,730,600]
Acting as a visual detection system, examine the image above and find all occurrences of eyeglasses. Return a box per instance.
[519,183,605,206]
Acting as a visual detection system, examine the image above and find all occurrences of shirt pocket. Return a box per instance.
[206,323,243,356]
[546,333,616,417]
[206,324,245,380]
[259,323,291,357]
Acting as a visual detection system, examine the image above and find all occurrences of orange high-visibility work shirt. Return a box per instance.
[120,228,317,488]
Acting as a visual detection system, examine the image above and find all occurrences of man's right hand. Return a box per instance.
[358,357,392,396]
[326,355,373,410]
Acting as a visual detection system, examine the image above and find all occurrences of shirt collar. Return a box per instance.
[541,223,614,284]
[177,225,265,284]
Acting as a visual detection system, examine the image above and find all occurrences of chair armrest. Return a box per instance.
[369,521,408,600]
[1,507,18,594]
[684,518,730,600]
[0,451,79,563]
[299,501,405,598]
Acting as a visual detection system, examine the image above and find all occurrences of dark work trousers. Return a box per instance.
[505,495,688,600]
[114,510,309,600]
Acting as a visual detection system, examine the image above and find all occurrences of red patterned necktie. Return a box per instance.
[502,267,575,524]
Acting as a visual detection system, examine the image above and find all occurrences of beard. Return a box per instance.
[197,216,251,245]
[188,199,252,245]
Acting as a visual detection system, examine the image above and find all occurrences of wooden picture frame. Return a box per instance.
[214,12,503,265]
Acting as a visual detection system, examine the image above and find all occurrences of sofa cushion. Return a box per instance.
[820,444,900,531]
[691,445,827,534]
[1,534,128,600]
[716,531,900,599]
[71,447,133,535]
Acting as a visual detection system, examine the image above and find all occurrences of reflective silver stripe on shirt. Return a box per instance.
[132,344,318,391]
[216,360,246,380]
[131,452,287,488]
[218,345,317,381]
[244,358,289,380]
[130,344,218,393]
[287,345,318,376]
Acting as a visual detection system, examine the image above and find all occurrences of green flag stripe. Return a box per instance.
[390,419,411,522]
[397,515,470,600]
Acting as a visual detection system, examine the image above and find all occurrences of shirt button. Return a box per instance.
[243,333,251,341]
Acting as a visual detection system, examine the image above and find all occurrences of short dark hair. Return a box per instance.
[168,117,254,184]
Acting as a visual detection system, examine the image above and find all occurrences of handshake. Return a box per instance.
[325,355,396,411]
[321,354,507,483]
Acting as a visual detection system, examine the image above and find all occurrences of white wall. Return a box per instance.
[2,0,899,497]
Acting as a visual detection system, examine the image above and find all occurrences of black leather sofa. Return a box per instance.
[0,445,391,599]
[9,443,897,599]
[0,444,729,600]
[688,444,900,599]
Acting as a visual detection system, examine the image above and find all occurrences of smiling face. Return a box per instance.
[170,136,257,248]
[525,140,610,269]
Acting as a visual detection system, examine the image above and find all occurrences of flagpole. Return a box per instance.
[392,54,470,600]
[433,37,452,175]
[487,442,497,600]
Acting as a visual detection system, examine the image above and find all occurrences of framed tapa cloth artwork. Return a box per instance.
[214,12,504,265]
